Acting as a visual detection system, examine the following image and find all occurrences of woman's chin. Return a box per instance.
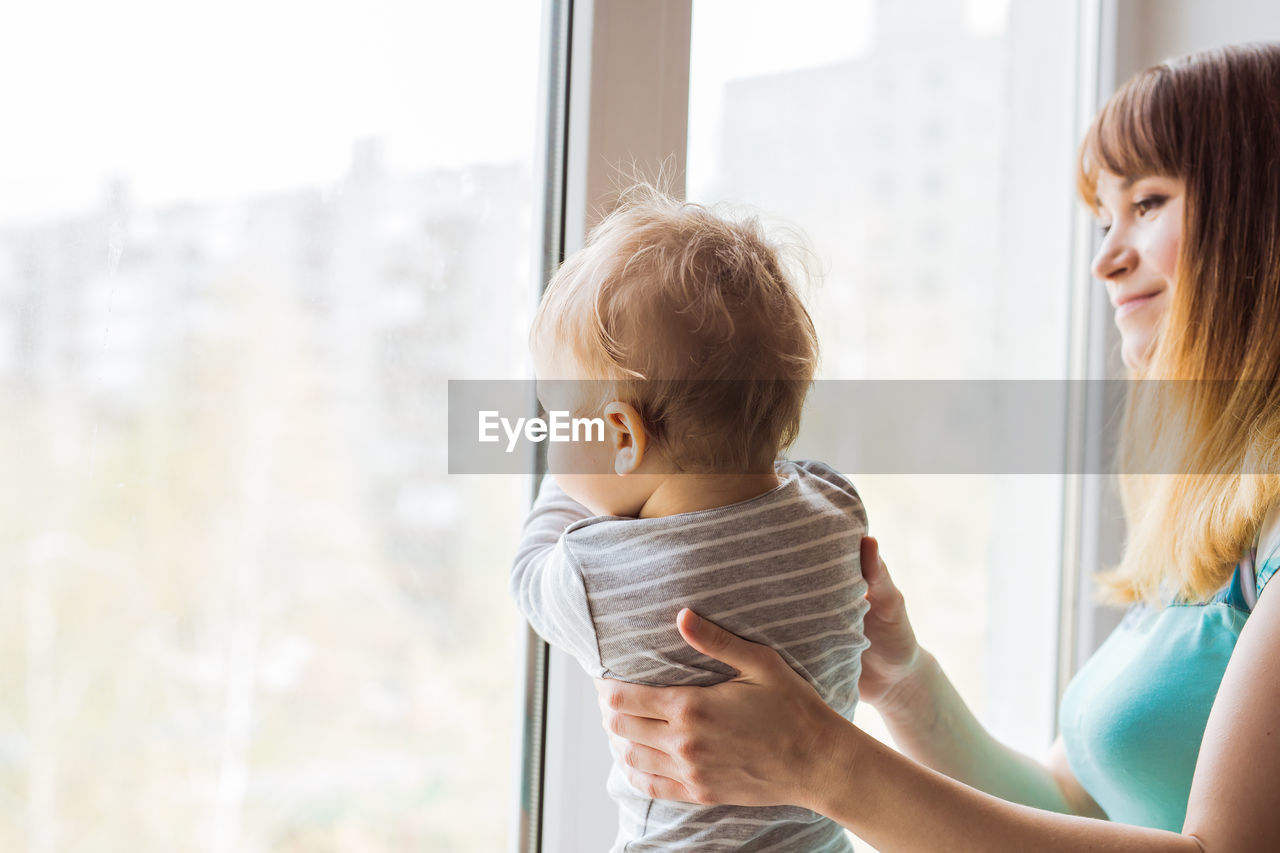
[1120,336,1156,372]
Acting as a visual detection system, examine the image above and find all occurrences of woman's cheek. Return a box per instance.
[1154,235,1180,284]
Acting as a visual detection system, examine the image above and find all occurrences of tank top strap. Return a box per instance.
[1252,503,1280,604]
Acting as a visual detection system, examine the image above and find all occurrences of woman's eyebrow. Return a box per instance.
[1123,174,1181,190]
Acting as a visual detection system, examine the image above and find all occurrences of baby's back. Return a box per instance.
[564,460,869,852]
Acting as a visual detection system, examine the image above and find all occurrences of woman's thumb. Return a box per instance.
[860,536,882,584]
[676,608,770,679]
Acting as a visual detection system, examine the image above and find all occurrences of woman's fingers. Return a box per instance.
[861,536,899,604]
[598,692,669,748]
[856,536,925,711]
[594,677,678,721]
[621,766,698,804]
[860,535,907,623]
[860,535,881,584]
[616,738,683,779]
[675,608,779,682]
[592,679,705,804]
[592,612,848,809]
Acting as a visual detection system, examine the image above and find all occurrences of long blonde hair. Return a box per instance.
[1077,44,1280,604]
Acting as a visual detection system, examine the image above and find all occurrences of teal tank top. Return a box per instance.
[1059,524,1280,831]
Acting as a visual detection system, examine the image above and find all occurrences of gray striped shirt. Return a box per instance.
[511,460,869,852]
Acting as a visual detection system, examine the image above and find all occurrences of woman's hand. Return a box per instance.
[593,537,922,808]
[594,608,851,809]
[855,536,928,714]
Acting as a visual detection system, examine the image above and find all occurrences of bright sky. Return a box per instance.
[0,0,1007,226]
[0,0,541,224]
[688,0,1008,193]
[689,0,875,192]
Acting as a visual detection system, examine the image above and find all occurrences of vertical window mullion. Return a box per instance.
[519,2,692,852]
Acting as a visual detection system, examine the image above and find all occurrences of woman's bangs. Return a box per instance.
[1076,74,1182,211]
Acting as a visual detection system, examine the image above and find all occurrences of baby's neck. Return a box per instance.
[637,470,782,519]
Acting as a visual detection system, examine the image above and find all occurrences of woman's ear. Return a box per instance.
[602,401,648,475]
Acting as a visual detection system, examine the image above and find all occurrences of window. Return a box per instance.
[525,3,1088,850]
[687,0,1079,770]
[1,2,541,850]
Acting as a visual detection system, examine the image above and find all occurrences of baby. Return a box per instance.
[511,186,868,852]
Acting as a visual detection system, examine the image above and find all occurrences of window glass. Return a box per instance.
[689,0,1077,767]
[0,2,539,850]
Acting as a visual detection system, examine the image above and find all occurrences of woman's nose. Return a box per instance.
[1091,232,1137,280]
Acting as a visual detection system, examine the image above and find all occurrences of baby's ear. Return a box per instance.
[602,401,648,475]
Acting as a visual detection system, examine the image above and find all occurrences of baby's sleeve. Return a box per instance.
[509,477,606,675]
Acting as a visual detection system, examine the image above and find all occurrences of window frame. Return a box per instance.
[519,2,693,852]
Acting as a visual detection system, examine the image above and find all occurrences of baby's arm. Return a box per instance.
[510,477,605,674]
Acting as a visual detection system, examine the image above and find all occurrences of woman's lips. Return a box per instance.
[1114,291,1162,319]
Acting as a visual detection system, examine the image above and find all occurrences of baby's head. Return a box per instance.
[530,185,818,516]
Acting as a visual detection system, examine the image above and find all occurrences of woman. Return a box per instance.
[596,44,1280,851]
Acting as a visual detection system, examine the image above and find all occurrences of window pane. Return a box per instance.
[0,2,540,850]
[688,0,1076,766]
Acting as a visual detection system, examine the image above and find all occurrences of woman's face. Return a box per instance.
[1090,171,1185,371]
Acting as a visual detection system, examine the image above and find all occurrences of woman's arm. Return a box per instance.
[1181,564,1280,850]
[599,539,1091,815]
[825,576,1280,851]
[853,540,1102,816]
[816,723,1199,853]
[600,608,1202,852]
[597,538,1280,850]
[877,647,1104,817]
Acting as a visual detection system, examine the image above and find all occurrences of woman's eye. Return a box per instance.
[1134,195,1167,215]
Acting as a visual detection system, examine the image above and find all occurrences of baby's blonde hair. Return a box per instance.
[531,185,819,474]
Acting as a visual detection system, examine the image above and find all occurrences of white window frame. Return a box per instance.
[519,3,692,852]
